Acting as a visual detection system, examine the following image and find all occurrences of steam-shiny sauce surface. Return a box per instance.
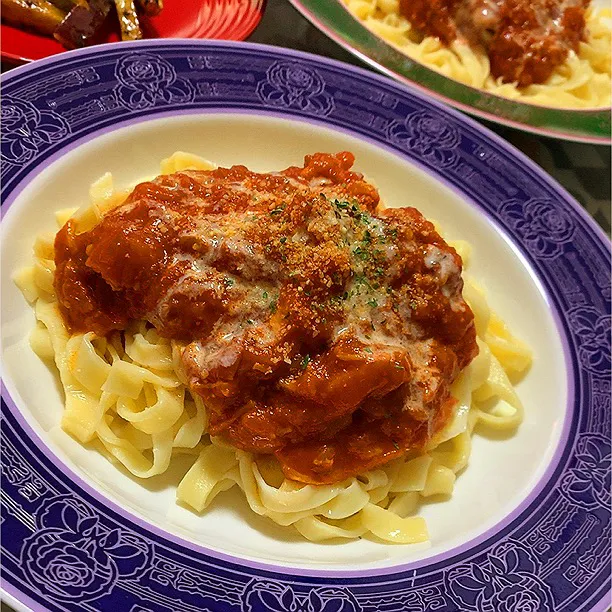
[54,152,478,484]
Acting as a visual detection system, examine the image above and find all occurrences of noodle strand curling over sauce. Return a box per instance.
[54,153,478,485]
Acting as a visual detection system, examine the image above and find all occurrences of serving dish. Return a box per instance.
[1,40,610,611]
[0,0,264,64]
[287,0,611,144]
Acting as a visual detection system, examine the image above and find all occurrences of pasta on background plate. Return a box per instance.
[343,0,611,109]
[15,151,532,544]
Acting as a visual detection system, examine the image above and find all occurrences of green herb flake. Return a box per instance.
[279,236,287,244]
[364,347,373,354]
[367,299,378,308]
[353,246,369,261]
[263,291,268,299]
[270,203,286,216]
[300,354,311,370]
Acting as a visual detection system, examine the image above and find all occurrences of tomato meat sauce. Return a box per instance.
[54,152,478,484]
[399,0,589,86]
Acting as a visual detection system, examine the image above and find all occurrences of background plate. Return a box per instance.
[1,40,610,611]
[1,0,264,64]
[287,0,611,144]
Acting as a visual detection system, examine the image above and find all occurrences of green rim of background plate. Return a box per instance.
[289,0,611,143]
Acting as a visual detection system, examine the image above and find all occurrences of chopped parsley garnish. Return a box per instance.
[353,246,369,261]
[223,277,234,287]
[246,319,254,325]
[364,347,373,354]
[270,301,278,314]
[353,274,372,289]
[300,354,311,370]
[270,203,286,216]
[279,236,287,244]
[367,298,378,308]
[263,291,268,299]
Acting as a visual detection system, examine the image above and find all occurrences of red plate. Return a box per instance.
[1,0,265,63]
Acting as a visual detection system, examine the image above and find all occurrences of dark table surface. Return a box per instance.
[0,2,610,611]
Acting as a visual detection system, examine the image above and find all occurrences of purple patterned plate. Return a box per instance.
[1,40,610,612]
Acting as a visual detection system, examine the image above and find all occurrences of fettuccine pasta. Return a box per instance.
[343,0,611,108]
[15,151,532,544]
